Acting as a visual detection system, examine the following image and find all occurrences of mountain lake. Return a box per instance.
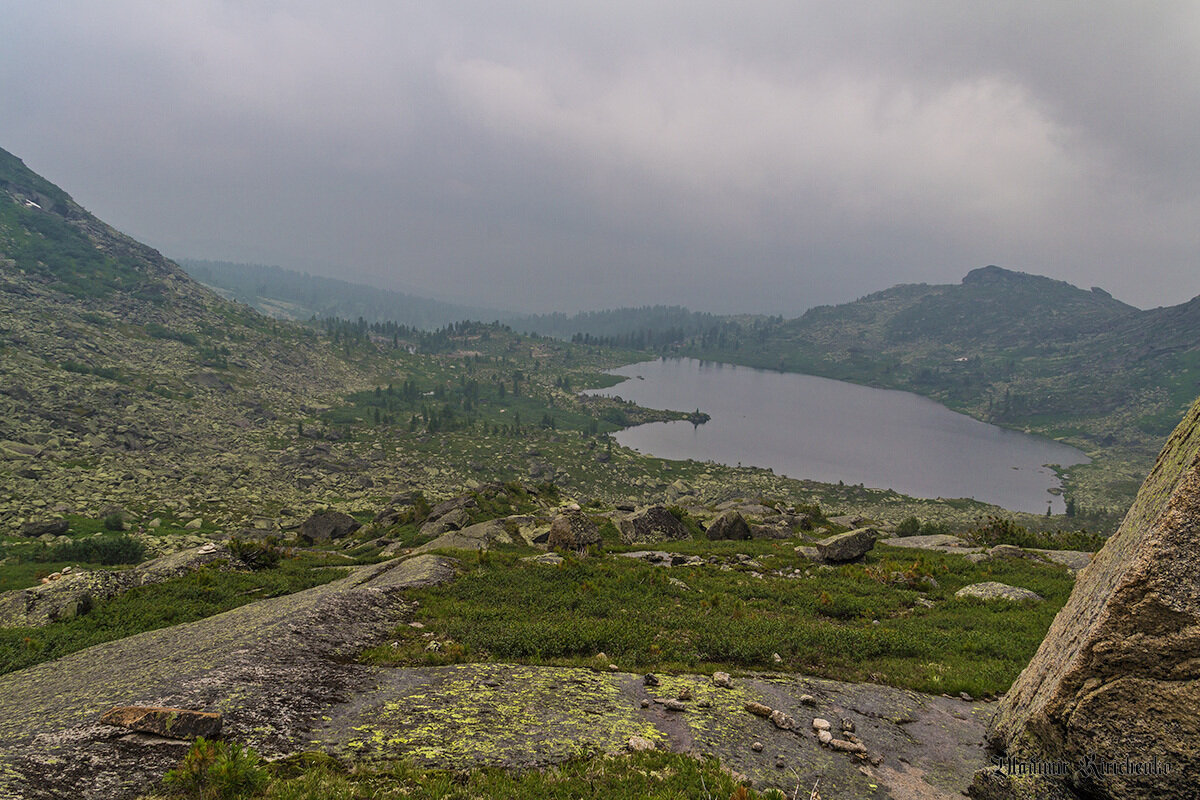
[587,357,1089,514]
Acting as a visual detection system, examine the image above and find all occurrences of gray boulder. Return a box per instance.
[618,506,691,545]
[298,511,360,544]
[20,519,69,537]
[547,511,601,550]
[706,510,751,540]
[414,519,512,554]
[814,528,877,562]
[983,394,1200,800]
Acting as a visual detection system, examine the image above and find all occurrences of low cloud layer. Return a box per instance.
[3,2,1198,312]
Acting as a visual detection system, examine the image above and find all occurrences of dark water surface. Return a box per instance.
[587,358,1088,513]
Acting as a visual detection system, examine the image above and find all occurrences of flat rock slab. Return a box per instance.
[0,554,456,800]
[313,664,994,799]
[1027,549,1093,571]
[883,535,984,554]
[956,582,1043,602]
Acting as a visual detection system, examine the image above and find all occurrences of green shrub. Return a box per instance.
[228,537,282,571]
[102,512,126,531]
[30,534,146,565]
[896,516,921,536]
[163,737,269,799]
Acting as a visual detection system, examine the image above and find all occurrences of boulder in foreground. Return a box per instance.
[979,395,1200,800]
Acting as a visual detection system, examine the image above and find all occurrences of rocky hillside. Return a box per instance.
[677,266,1200,513]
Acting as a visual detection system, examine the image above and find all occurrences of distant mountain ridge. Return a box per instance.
[179,259,514,330]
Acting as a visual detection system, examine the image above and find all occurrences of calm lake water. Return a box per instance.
[587,358,1088,514]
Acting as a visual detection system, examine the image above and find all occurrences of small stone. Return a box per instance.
[596,652,607,661]
[677,687,693,701]
[744,702,773,718]
[829,738,867,754]
[960,692,973,702]
[100,707,222,740]
[664,699,687,712]
[799,694,816,706]
[775,760,785,769]
[698,699,711,709]
[640,699,651,708]
[627,736,656,752]
[818,730,833,745]
[751,741,764,752]
[409,621,425,629]
[609,664,619,671]
[772,652,783,664]
[643,673,660,687]
[769,709,795,730]
[841,718,855,733]
[712,671,733,688]
[812,718,831,732]
[184,518,203,530]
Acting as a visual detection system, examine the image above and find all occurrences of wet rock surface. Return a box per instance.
[0,554,456,799]
[312,667,994,798]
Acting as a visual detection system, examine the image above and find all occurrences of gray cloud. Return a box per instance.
[2,1,1198,312]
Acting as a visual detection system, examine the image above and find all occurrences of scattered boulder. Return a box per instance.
[885,534,983,554]
[829,738,867,755]
[19,519,69,537]
[712,672,733,688]
[618,506,691,545]
[983,395,1200,800]
[298,511,360,544]
[986,544,1027,560]
[744,702,773,719]
[99,707,222,740]
[955,582,1042,603]
[768,709,795,731]
[706,510,751,541]
[617,551,703,567]
[547,510,601,550]
[814,528,877,563]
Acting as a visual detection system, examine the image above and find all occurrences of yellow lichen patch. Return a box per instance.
[318,664,664,767]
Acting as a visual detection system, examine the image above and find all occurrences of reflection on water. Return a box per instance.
[587,358,1088,514]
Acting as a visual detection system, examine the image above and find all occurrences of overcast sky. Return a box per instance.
[3,2,1198,314]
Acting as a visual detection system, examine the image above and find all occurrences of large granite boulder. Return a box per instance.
[547,511,601,550]
[618,506,691,545]
[299,510,360,544]
[100,706,222,740]
[980,396,1200,800]
[19,519,69,537]
[706,510,751,540]
[815,528,877,563]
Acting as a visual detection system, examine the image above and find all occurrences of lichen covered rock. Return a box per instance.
[983,395,1200,800]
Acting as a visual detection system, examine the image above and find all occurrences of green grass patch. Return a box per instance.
[149,746,778,800]
[0,555,345,675]
[366,543,1073,697]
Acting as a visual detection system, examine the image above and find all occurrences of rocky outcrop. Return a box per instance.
[981,396,1200,800]
[706,510,751,540]
[0,543,230,627]
[618,506,690,545]
[0,553,457,799]
[298,510,360,544]
[414,519,512,554]
[547,510,601,550]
